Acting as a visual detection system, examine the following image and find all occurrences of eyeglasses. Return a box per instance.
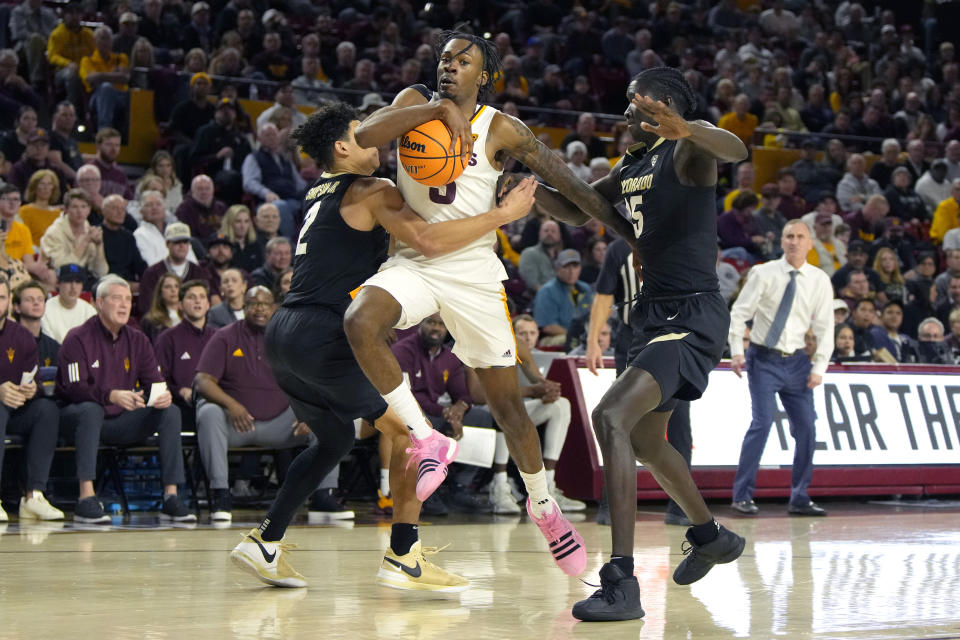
[245,300,273,309]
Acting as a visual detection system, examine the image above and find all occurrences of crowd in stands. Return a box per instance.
[2,0,960,521]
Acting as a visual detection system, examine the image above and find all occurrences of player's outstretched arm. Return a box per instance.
[366,176,538,258]
[354,88,473,158]
[494,113,637,245]
[631,95,747,164]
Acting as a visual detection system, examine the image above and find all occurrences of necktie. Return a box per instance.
[765,270,798,349]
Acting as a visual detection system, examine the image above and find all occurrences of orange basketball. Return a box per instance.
[398,119,467,187]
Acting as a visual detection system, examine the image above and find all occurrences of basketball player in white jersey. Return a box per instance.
[344,31,635,576]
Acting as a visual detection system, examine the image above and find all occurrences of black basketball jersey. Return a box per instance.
[619,138,719,296]
[283,172,388,313]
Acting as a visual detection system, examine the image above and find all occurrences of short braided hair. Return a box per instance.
[435,29,501,100]
[629,67,698,118]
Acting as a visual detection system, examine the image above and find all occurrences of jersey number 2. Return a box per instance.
[429,183,456,204]
[627,195,643,238]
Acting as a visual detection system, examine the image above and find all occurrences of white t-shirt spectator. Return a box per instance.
[41,295,97,343]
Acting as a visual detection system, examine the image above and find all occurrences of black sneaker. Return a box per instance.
[445,484,491,513]
[572,562,645,622]
[672,523,745,585]
[788,500,827,516]
[161,494,197,522]
[664,502,691,526]
[308,489,354,520]
[210,489,232,522]
[74,496,111,524]
[421,491,449,516]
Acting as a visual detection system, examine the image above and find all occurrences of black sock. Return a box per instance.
[609,555,634,575]
[688,519,720,546]
[390,523,419,555]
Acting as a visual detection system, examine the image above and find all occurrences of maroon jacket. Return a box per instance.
[0,318,39,385]
[57,316,163,417]
[139,259,212,316]
[154,321,216,393]
[391,332,470,417]
[175,194,227,240]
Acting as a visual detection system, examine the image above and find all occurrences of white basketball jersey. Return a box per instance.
[395,105,507,282]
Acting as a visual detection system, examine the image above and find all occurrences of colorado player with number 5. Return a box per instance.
[345,31,634,576]
[532,67,750,621]
[229,101,538,591]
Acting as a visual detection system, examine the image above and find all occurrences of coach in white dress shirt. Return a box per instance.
[727,219,834,517]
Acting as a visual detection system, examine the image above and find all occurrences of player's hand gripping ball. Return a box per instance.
[399,120,468,187]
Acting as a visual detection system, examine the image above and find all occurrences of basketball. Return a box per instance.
[398,119,467,187]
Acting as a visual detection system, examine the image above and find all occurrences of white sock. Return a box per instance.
[379,468,390,496]
[492,470,508,487]
[519,467,554,516]
[494,432,510,465]
[545,468,556,487]
[382,383,433,440]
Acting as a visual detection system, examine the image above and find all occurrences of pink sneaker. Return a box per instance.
[526,498,587,576]
[405,431,459,501]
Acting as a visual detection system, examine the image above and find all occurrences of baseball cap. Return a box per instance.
[119,11,138,23]
[555,249,581,267]
[359,93,387,111]
[207,233,233,249]
[27,129,50,144]
[191,1,210,15]
[847,239,868,254]
[58,263,88,282]
[164,222,192,242]
[832,298,849,312]
[545,64,561,75]
[814,212,833,224]
[881,24,896,35]
[262,8,281,24]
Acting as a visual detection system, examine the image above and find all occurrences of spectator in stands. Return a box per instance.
[138,151,183,215]
[241,122,305,239]
[168,72,215,180]
[530,64,566,110]
[40,188,108,282]
[800,84,834,133]
[0,49,39,130]
[934,249,960,305]
[255,84,307,133]
[832,323,871,363]
[775,168,807,220]
[935,274,960,328]
[135,190,196,267]
[564,141,591,182]
[533,249,593,348]
[579,236,606,286]
[250,31,292,83]
[9,131,71,204]
[46,102,82,184]
[139,272,181,343]
[0,105,37,165]
[112,13,140,58]
[837,154,882,212]
[930,178,960,244]
[915,317,953,364]
[518,220,562,292]
[884,167,927,222]
[207,267,245,329]
[138,222,208,316]
[902,140,930,186]
[13,280,59,371]
[718,94,758,147]
[19,170,62,246]
[100,194,146,290]
[807,212,846,277]
[723,161,756,212]
[946,140,960,181]
[201,235,234,297]
[0,204,31,292]
[249,237,291,291]
[561,113,607,159]
[41,264,95,342]
[752,184,787,261]
[873,247,907,306]
[155,277,213,432]
[292,56,333,105]
[181,1,214,54]
[219,204,262,274]
[58,275,193,523]
[45,2,93,109]
[848,298,879,356]
[868,139,903,191]
[176,175,225,241]
[719,192,765,262]
[88,128,133,200]
[845,194,889,244]
[254,203,280,246]
[80,26,130,131]
[190,99,250,204]
[944,308,960,363]
[792,141,837,204]
[194,286,311,521]
[0,276,62,522]
[916,159,953,215]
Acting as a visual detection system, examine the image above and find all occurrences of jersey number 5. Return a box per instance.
[429,183,456,204]
[627,195,643,238]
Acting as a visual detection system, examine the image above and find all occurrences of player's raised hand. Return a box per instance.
[436,98,473,160]
[497,176,538,222]
[632,95,691,140]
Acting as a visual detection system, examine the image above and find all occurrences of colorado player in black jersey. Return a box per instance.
[228,102,537,591]
[527,68,749,621]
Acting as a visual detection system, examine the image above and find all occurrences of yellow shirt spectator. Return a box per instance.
[19,204,62,244]
[47,22,95,69]
[497,228,521,266]
[79,49,129,93]
[717,111,758,147]
[5,220,35,261]
[930,195,959,244]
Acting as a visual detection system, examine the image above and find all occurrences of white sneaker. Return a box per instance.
[548,481,586,512]
[489,481,521,514]
[0,504,7,522]
[230,528,307,588]
[19,493,65,521]
[506,477,525,502]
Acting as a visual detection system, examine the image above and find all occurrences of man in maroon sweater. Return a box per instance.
[154,280,215,431]
[57,275,194,523]
[138,222,211,316]
[175,174,227,240]
[87,127,133,199]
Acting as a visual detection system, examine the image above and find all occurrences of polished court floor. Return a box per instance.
[1,502,959,640]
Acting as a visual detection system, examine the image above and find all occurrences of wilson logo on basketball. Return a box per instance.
[399,136,426,153]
